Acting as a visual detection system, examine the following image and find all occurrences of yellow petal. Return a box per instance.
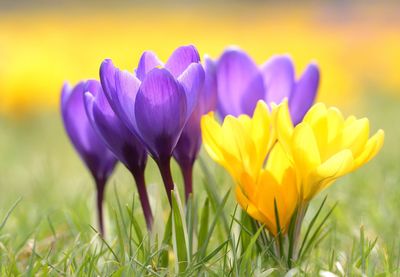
[252,100,274,155]
[291,123,321,184]
[220,115,243,159]
[236,164,258,199]
[309,111,328,159]
[326,107,344,144]
[314,149,354,178]
[251,101,275,175]
[235,185,268,225]
[201,113,241,178]
[324,107,345,158]
[353,129,384,168]
[254,171,280,235]
[201,112,225,163]
[306,149,354,199]
[256,168,298,235]
[237,114,251,133]
[344,115,357,126]
[341,118,370,157]
[273,100,293,155]
[223,116,258,178]
[277,169,298,232]
[265,142,292,183]
[302,102,328,125]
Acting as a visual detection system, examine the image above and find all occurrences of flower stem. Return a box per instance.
[156,157,174,206]
[132,170,153,231]
[179,162,193,202]
[95,178,106,236]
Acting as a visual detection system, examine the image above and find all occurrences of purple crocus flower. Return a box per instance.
[84,80,153,230]
[216,47,320,124]
[61,81,117,235]
[100,45,205,204]
[173,56,217,200]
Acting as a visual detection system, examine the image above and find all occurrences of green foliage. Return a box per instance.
[0,93,399,275]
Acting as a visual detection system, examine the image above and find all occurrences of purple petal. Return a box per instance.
[177,63,205,119]
[61,82,73,110]
[240,73,266,116]
[83,79,108,138]
[173,57,217,165]
[61,81,117,182]
[165,45,200,77]
[289,62,320,125]
[135,68,187,159]
[114,70,141,131]
[84,79,103,98]
[200,56,218,113]
[84,84,148,173]
[216,48,263,117]
[261,55,295,104]
[173,113,202,166]
[100,59,118,110]
[62,82,92,152]
[100,59,141,134]
[136,51,163,81]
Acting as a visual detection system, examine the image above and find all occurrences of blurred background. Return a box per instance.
[1,1,400,115]
[0,0,399,253]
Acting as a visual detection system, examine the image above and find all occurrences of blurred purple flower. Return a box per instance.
[100,45,205,204]
[216,47,320,124]
[84,80,153,230]
[61,81,117,235]
[173,56,217,200]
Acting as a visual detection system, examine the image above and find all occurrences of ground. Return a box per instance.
[0,91,398,275]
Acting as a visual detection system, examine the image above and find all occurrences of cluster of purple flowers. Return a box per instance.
[61,45,319,233]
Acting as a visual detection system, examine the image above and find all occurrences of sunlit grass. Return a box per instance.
[0,91,398,274]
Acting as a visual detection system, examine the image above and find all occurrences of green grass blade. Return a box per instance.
[113,183,129,240]
[240,224,264,274]
[298,196,328,258]
[171,189,189,273]
[89,225,120,264]
[198,157,230,234]
[300,201,337,259]
[0,197,22,232]
[197,189,230,260]
[113,208,126,264]
[198,198,210,249]
[273,198,284,260]
[158,212,172,268]
[186,193,196,258]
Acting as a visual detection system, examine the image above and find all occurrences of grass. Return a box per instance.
[0,91,399,275]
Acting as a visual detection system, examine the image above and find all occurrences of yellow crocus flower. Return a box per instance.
[275,101,385,202]
[201,101,298,235]
[201,101,274,184]
[235,143,298,235]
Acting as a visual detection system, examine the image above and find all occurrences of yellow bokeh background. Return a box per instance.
[1,3,399,116]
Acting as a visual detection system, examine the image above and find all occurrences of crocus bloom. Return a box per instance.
[84,80,153,230]
[61,81,117,235]
[173,56,217,200]
[275,101,385,202]
[201,101,297,235]
[216,47,319,124]
[100,45,205,204]
[236,143,298,235]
